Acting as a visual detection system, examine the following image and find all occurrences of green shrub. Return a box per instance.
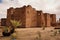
[58,29,60,34]
[35,31,41,40]
[50,30,54,32]
[42,27,45,30]
[10,20,22,28]
[3,26,8,33]
[54,31,57,36]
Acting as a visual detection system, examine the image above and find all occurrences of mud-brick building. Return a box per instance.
[50,14,56,26]
[1,5,57,28]
[0,19,1,26]
[6,5,37,28]
[44,13,51,27]
[37,11,45,27]
[1,18,7,26]
[26,5,37,27]
[6,6,26,28]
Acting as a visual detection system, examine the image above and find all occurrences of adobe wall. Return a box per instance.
[6,6,26,28]
[44,13,51,27]
[6,7,14,26]
[1,18,7,26]
[1,5,57,28]
[26,5,37,28]
[37,11,45,27]
[50,14,56,26]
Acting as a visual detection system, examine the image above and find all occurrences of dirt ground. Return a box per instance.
[0,27,60,40]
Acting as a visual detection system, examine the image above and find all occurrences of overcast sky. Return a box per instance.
[0,0,60,20]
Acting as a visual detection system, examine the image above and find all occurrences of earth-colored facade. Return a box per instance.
[44,13,51,27]
[37,11,45,27]
[50,14,56,26]
[1,5,56,27]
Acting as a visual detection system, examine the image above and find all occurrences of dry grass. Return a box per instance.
[0,27,60,40]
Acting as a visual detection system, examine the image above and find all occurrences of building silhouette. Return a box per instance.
[1,5,56,28]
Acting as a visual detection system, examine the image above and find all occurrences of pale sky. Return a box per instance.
[0,0,60,20]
